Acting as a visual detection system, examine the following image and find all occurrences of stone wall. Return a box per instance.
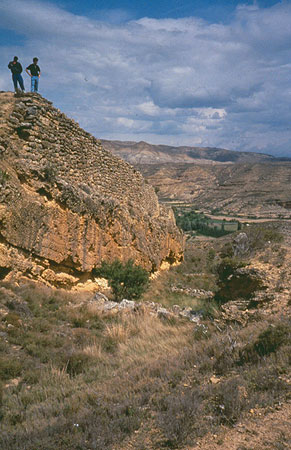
[0,92,184,286]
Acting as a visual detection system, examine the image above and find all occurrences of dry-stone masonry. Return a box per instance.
[0,92,184,286]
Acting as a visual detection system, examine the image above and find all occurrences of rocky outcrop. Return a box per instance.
[232,232,249,256]
[90,293,204,323]
[0,92,183,286]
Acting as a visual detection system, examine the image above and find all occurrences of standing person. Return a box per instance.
[26,57,41,92]
[8,56,25,93]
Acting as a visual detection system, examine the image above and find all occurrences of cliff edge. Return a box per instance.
[0,92,183,287]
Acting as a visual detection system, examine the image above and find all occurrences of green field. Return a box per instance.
[173,206,241,237]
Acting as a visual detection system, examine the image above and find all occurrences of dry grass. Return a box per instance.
[0,225,290,449]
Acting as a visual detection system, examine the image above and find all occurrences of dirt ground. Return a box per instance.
[116,402,291,450]
[193,402,291,450]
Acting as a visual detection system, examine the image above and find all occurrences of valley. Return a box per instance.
[101,140,291,220]
[0,97,290,450]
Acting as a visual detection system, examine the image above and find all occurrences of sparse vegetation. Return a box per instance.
[0,276,289,450]
[0,222,290,449]
[244,223,284,253]
[0,168,9,186]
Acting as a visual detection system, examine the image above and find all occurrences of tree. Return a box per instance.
[94,259,150,302]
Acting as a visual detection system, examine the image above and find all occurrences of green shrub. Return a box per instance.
[253,324,289,357]
[157,387,204,447]
[0,169,9,186]
[239,323,289,364]
[94,259,149,301]
[0,381,3,406]
[2,312,22,327]
[212,377,247,425]
[215,257,245,283]
[0,357,22,380]
[246,224,284,252]
[66,351,93,376]
[214,257,248,305]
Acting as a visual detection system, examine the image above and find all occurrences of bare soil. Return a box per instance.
[193,402,291,450]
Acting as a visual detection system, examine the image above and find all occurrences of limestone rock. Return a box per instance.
[0,92,184,286]
[232,232,249,256]
[93,292,109,303]
[42,269,78,287]
[119,299,135,310]
[90,295,203,323]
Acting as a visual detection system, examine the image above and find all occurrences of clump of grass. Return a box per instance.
[65,351,94,376]
[2,312,22,327]
[239,322,290,364]
[211,377,248,425]
[157,387,205,447]
[0,357,22,381]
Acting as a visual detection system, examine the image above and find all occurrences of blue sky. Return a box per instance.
[1,0,291,156]
[41,1,281,22]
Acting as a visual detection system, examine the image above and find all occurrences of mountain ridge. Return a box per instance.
[100,139,288,165]
[101,139,291,219]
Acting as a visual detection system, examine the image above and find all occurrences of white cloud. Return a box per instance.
[137,101,161,116]
[1,0,291,156]
[116,117,135,128]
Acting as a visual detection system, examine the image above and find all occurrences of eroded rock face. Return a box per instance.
[0,92,184,285]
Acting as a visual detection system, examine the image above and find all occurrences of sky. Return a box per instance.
[0,0,291,157]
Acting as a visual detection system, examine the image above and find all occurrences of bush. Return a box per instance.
[254,323,289,356]
[215,257,245,283]
[239,323,290,364]
[246,224,283,252]
[212,378,247,425]
[66,351,93,376]
[94,259,149,301]
[157,388,204,447]
[0,357,22,381]
[214,257,247,305]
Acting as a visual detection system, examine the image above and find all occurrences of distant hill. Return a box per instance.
[101,139,281,165]
[137,162,291,219]
[101,140,291,219]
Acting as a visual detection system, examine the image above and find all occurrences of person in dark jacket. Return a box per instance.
[26,57,41,92]
[8,56,25,93]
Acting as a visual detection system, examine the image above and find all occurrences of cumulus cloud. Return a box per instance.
[1,0,291,156]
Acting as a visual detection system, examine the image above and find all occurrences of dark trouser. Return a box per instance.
[12,73,25,91]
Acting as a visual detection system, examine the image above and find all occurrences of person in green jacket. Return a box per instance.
[8,56,25,93]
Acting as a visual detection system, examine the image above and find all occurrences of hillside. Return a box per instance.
[138,163,291,218]
[101,139,278,164]
[0,92,183,287]
[0,93,290,450]
[101,140,291,219]
[0,222,290,449]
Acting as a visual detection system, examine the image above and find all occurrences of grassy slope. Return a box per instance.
[0,224,290,450]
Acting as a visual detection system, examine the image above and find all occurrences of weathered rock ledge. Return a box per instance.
[0,92,184,286]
